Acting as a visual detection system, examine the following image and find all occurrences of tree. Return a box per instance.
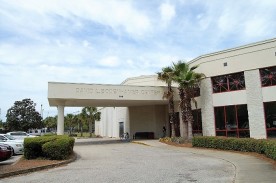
[6,98,43,132]
[65,113,77,135]
[157,66,177,137]
[43,116,57,131]
[172,61,205,140]
[81,107,101,137]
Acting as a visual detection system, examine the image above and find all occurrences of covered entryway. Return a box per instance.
[48,82,180,138]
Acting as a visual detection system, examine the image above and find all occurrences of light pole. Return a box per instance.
[41,104,44,119]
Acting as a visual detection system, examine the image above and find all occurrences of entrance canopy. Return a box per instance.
[48,82,176,107]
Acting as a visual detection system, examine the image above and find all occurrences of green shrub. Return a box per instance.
[24,136,59,159]
[24,135,74,160]
[42,137,75,160]
[192,136,276,161]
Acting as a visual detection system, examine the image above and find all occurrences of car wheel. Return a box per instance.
[11,147,15,156]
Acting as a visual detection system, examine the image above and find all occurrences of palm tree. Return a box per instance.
[43,115,57,132]
[65,113,74,135]
[81,107,101,137]
[76,113,84,136]
[172,60,205,140]
[157,66,177,137]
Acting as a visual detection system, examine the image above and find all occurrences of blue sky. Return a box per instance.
[0,0,276,120]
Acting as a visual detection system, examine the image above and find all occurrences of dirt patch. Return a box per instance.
[0,158,60,174]
[0,153,76,178]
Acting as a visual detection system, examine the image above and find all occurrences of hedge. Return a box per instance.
[192,136,276,161]
[24,135,75,160]
[42,137,75,160]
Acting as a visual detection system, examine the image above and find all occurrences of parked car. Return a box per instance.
[0,137,24,155]
[6,131,36,140]
[28,129,42,136]
[0,134,24,143]
[0,144,13,161]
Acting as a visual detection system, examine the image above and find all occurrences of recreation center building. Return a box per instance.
[48,38,276,139]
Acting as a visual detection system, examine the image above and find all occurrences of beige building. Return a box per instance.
[48,38,276,139]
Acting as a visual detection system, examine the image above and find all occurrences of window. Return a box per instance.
[260,66,276,87]
[264,102,276,138]
[192,86,200,97]
[215,105,250,138]
[192,109,202,134]
[212,72,245,93]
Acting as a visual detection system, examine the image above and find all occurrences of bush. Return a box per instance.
[24,135,75,160]
[159,137,172,143]
[159,137,187,144]
[24,136,59,159]
[192,136,276,161]
[42,137,75,160]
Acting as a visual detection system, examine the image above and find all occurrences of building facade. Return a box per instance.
[95,38,276,139]
[48,38,276,139]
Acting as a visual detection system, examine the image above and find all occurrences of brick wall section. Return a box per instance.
[201,78,216,136]
[245,69,266,139]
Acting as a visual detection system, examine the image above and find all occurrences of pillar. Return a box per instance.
[245,70,266,139]
[124,107,130,136]
[57,105,64,135]
[201,78,216,136]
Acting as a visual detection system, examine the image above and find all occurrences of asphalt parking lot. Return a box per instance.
[1,138,276,183]
[0,155,21,166]
[0,139,234,183]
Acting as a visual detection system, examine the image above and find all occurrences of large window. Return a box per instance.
[192,109,202,134]
[260,66,276,87]
[212,72,245,93]
[264,102,276,138]
[215,105,250,138]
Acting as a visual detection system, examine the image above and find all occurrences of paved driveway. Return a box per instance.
[0,138,234,183]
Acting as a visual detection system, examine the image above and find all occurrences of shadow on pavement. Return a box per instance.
[74,139,131,146]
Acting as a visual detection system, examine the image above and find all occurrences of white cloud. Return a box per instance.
[1,0,152,38]
[243,18,268,38]
[99,56,120,67]
[0,39,94,66]
[159,2,176,26]
[1,0,276,121]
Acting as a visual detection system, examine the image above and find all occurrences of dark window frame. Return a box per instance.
[192,109,202,134]
[214,104,250,138]
[264,101,276,138]
[260,66,276,87]
[212,72,246,93]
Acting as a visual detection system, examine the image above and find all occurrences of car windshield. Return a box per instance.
[4,134,16,140]
[10,132,27,136]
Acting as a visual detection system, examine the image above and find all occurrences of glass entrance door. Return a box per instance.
[119,122,124,137]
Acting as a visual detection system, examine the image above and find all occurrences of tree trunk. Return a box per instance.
[168,85,176,137]
[80,121,83,137]
[184,88,194,141]
[179,88,188,139]
[89,119,92,138]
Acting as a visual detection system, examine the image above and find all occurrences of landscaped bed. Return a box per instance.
[159,136,276,168]
[0,135,76,178]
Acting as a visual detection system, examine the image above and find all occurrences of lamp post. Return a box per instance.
[41,104,44,119]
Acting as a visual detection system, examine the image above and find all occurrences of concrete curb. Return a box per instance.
[0,152,77,179]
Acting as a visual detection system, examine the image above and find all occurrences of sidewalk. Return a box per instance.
[133,140,276,183]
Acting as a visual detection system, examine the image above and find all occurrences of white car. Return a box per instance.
[0,134,24,143]
[0,136,24,155]
[6,131,36,140]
